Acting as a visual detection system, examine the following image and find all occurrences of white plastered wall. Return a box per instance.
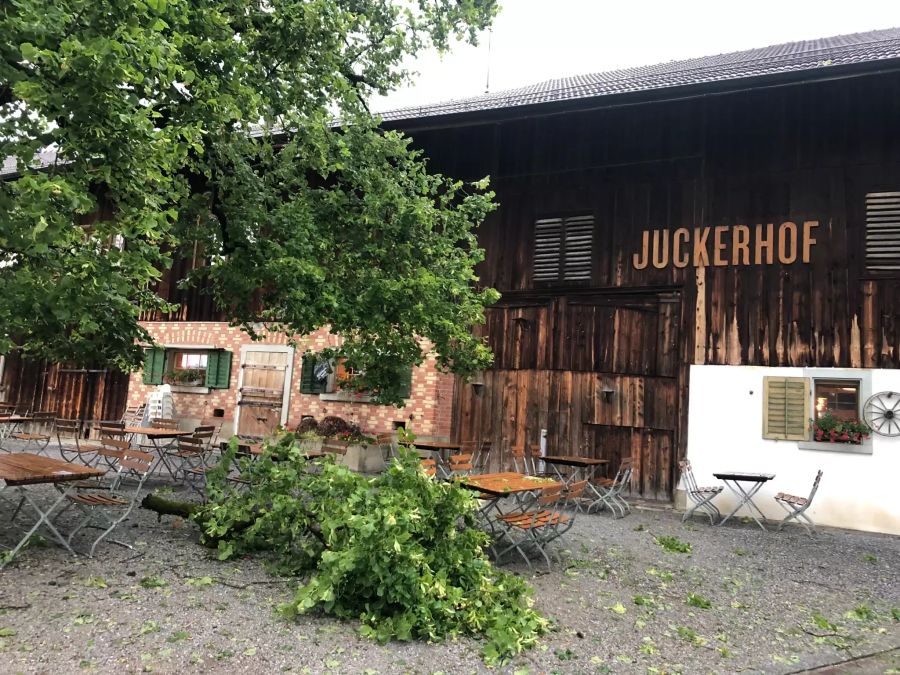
[685,365,900,535]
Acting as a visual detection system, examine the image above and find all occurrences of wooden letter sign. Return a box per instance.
[632,221,819,269]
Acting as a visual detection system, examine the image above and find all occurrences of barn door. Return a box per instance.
[235,346,294,438]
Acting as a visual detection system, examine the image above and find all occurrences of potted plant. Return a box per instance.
[164,368,204,387]
[812,412,871,444]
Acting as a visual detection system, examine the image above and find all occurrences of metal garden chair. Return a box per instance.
[11,411,57,454]
[588,457,633,517]
[64,449,154,556]
[678,459,723,525]
[447,451,475,477]
[494,483,578,571]
[775,470,823,536]
[55,418,102,466]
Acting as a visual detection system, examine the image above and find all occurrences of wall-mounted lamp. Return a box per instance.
[471,372,485,396]
[601,386,616,404]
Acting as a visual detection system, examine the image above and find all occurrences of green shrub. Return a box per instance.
[199,433,548,663]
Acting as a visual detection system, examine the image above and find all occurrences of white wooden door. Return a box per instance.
[236,346,293,438]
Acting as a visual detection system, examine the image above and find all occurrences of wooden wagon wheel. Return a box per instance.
[863,391,900,437]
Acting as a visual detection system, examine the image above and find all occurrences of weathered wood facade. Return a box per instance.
[1,353,130,422]
[394,70,900,499]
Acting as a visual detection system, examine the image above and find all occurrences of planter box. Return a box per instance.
[343,444,386,473]
[298,438,324,454]
[798,439,873,455]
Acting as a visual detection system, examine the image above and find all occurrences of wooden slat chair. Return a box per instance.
[55,418,102,466]
[562,479,590,512]
[588,458,634,518]
[678,460,723,525]
[165,436,206,482]
[11,411,57,454]
[65,449,154,556]
[494,484,577,571]
[191,425,216,452]
[121,404,146,426]
[0,403,16,415]
[447,452,475,477]
[419,457,438,477]
[775,470,823,536]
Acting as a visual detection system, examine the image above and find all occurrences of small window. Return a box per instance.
[814,379,860,422]
[533,215,594,283]
[173,351,208,371]
[865,192,900,274]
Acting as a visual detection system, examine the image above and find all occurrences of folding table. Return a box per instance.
[457,472,560,534]
[542,456,608,487]
[0,453,106,569]
[713,471,776,531]
[123,426,192,479]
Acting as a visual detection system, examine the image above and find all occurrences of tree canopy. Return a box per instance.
[0,0,499,403]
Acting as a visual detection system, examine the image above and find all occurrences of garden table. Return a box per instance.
[124,426,192,479]
[713,471,776,531]
[0,453,105,569]
[542,456,608,486]
[0,416,31,452]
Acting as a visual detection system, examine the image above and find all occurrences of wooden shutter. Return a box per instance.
[865,192,900,273]
[762,376,810,440]
[141,348,165,385]
[534,218,563,281]
[562,215,594,281]
[205,350,232,389]
[533,215,594,283]
[299,353,326,394]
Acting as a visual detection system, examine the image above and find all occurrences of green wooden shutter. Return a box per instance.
[205,350,232,389]
[142,348,165,385]
[763,376,810,440]
[300,353,326,394]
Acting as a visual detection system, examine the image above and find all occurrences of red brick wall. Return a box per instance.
[127,322,455,437]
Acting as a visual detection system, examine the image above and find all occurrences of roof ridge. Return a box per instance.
[378,26,900,121]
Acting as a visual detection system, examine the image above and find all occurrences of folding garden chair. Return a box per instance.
[121,403,146,426]
[419,457,438,477]
[191,425,216,451]
[678,459,723,525]
[64,449,154,556]
[11,411,57,454]
[165,436,207,481]
[589,457,633,517]
[775,470,823,536]
[471,440,492,472]
[494,484,577,571]
[56,418,102,466]
[447,451,475,477]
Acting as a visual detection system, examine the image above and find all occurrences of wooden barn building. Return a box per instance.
[3,28,900,533]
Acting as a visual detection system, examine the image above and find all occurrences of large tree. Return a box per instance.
[0,0,499,403]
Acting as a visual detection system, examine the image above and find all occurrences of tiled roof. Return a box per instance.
[379,27,900,123]
[5,28,900,177]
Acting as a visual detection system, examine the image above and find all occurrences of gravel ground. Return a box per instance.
[1,444,898,674]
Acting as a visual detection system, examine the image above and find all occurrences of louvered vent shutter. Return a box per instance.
[762,376,810,441]
[865,192,900,273]
[534,218,562,281]
[562,215,594,280]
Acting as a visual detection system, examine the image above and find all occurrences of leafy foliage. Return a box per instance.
[654,535,692,554]
[199,433,548,663]
[0,1,500,397]
[812,412,870,443]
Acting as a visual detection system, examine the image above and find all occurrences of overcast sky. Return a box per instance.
[374,0,899,112]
